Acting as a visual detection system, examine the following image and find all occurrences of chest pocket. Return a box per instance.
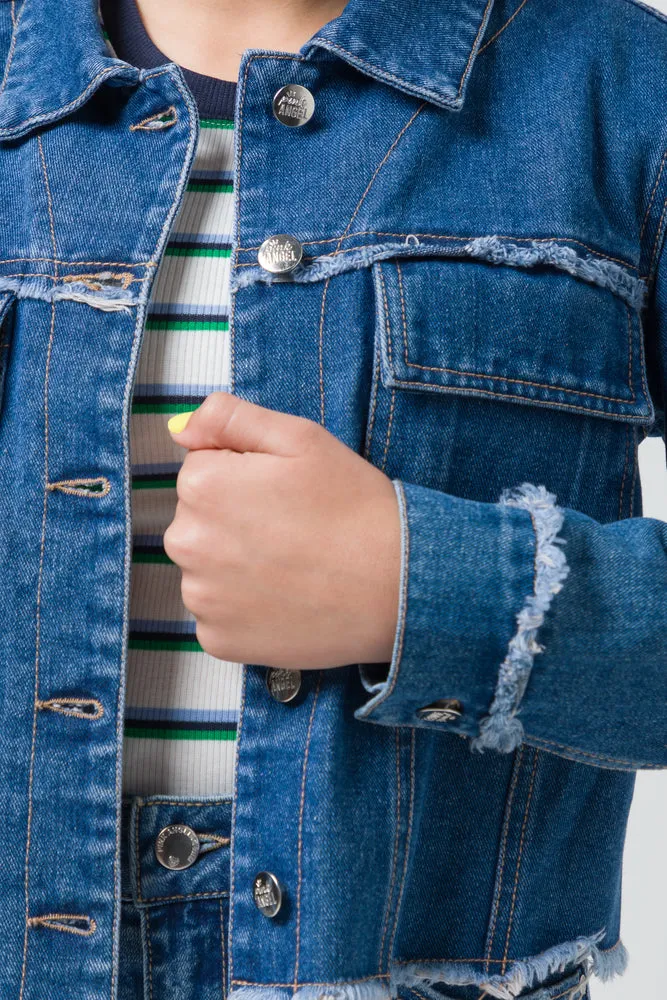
[372,256,653,422]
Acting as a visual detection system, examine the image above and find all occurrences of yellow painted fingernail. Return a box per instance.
[168,410,196,433]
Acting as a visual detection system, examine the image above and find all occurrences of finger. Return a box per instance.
[167,391,315,455]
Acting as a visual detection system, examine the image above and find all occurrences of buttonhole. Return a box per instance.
[37,698,104,720]
[130,106,178,132]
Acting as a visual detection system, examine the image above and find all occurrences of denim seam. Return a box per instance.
[220,898,227,1000]
[357,479,409,717]
[378,728,402,973]
[139,798,232,808]
[228,660,248,985]
[484,746,525,975]
[477,0,532,57]
[618,425,631,519]
[0,0,23,96]
[393,261,638,404]
[232,976,390,987]
[235,233,637,271]
[19,133,59,1000]
[629,427,639,516]
[293,670,324,990]
[522,733,664,770]
[639,148,667,243]
[393,939,624,964]
[378,266,396,472]
[501,750,540,972]
[0,258,155,268]
[363,332,381,460]
[145,907,154,1000]
[387,728,416,963]
[317,278,329,426]
[140,890,231,905]
[647,192,667,282]
[383,380,649,420]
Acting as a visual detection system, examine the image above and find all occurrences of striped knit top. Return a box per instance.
[101,0,243,797]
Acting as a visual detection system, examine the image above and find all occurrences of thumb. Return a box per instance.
[167,391,310,455]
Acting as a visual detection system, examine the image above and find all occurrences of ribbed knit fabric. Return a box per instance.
[101,1,243,796]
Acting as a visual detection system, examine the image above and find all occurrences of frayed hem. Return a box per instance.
[228,983,389,1000]
[391,929,628,1000]
[461,235,647,312]
[226,935,627,1000]
[471,483,570,754]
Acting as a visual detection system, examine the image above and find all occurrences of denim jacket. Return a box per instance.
[0,1,666,999]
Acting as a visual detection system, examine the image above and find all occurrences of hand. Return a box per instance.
[163,392,401,670]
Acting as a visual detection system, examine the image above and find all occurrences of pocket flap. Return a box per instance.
[373,257,654,423]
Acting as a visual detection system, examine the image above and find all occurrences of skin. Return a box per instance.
[136,0,401,672]
[135,0,350,81]
[164,394,402,671]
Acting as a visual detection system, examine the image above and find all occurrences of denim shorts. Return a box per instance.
[119,795,233,1000]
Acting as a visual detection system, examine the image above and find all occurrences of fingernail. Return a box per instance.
[168,410,196,434]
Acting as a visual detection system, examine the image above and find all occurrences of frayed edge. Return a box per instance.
[0,276,137,312]
[231,234,646,311]
[224,935,627,1000]
[462,235,647,313]
[471,483,570,754]
[392,928,627,1000]
[231,240,412,290]
[228,983,389,1000]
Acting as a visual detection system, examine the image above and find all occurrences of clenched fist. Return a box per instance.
[163,392,401,670]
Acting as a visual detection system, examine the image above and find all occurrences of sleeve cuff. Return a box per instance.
[354,479,568,751]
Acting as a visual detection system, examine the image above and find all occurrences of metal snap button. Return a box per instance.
[272,84,315,126]
[258,234,303,274]
[253,871,283,917]
[266,667,302,703]
[415,698,463,722]
[154,824,200,870]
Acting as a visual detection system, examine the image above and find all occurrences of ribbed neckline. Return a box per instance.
[101,0,237,120]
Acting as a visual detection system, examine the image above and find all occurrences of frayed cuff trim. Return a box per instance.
[472,483,570,754]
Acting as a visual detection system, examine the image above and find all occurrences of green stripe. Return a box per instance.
[200,118,234,129]
[132,551,174,565]
[145,319,229,331]
[165,247,231,258]
[132,401,199,415]
[129,637,203,653]
[125,726,236,741]
[186,182,234,194]
[132,478,177,490]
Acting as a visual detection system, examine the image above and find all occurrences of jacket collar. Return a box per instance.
[0,0,496,139]
[307,0,496,111]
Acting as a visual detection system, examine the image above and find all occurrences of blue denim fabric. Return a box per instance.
[118,797,233,1000]
[0,1,665,999]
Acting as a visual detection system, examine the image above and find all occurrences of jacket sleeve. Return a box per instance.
[354,245,667,774]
